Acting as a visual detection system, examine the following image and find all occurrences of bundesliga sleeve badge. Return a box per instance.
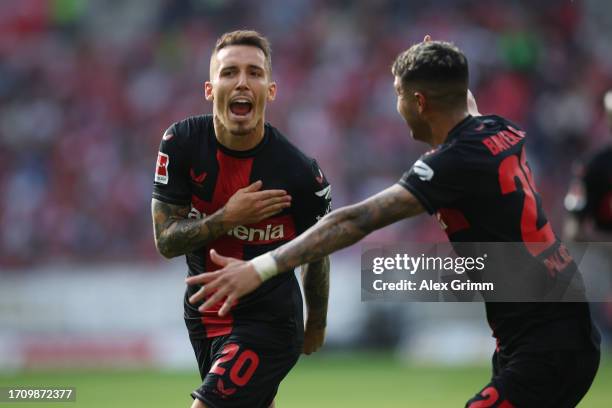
[155,151,169,184]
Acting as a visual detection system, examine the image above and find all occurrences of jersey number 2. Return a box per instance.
[498,147,555,256]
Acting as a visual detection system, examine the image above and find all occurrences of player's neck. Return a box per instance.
[428,109,470,147]
[213,117,265,151]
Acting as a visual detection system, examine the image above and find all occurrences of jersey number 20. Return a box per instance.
[210,343,260,387]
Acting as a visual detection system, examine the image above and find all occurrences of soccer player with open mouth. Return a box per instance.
[188,37,601,407]
[152,30,332,408]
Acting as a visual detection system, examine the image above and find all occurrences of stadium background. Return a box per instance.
[1,0,611,406]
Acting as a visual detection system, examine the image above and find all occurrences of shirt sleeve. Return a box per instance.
[293,159,332,234]
[397,147,466,215]
[152,124,191,205]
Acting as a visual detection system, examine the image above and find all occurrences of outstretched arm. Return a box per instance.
[271,184,423,271]
[187,184,424,314]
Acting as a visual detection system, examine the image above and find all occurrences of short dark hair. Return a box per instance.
[212,30,272,76]
[392,41,468,108]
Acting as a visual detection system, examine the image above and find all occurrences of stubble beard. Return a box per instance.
[230,122,256,137]
[215,113,261,139]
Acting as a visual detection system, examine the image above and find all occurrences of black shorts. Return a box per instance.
[189,330,301,408]
[465,348,600,408]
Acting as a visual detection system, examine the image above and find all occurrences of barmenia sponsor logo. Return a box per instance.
[189,207,285,242]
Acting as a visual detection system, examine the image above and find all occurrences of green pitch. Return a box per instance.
[1,353,610,407]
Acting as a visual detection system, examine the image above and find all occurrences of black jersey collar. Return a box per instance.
[215,124,271,158]
[445,114,476,143]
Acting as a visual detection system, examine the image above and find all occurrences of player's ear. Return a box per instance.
[467,89,481,116]
[414,91,426,114]
[267,81,277,101]
[204,81,214,101]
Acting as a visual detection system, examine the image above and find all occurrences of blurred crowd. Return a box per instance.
[1,0,612,267]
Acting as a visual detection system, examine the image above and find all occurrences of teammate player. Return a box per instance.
[563,89,612,341]
[151,30,331,408]
[564,89,612,241]
[188,39,601,407]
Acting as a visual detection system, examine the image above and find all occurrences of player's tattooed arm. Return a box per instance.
[272,184,425,272]
[301,257,330,328]
[152,199,228,259]
[152,181,292,258]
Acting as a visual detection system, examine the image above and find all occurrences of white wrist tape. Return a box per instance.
[251,253,279,282]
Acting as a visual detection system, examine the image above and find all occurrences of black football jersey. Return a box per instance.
[565,145,612,231]
[153,115,331,339]
[399,115,599,353]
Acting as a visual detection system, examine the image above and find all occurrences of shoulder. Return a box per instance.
[476,115,527,137]
[479,114,516,125]
[266,124,323,173]
[407,142,464,184]
[455,115,527,140]
[450,115,527,160]
[266,124,330,196]
[163,114,213,147]
[418,139,464,166]
[266,124,313,162]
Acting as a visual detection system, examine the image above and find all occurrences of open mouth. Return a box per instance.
[229,99,253,117]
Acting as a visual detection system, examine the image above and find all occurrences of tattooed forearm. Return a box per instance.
[272,206,368,271]
[152,199,230,258]
[302,257,330,328]
[271,184,424,273]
